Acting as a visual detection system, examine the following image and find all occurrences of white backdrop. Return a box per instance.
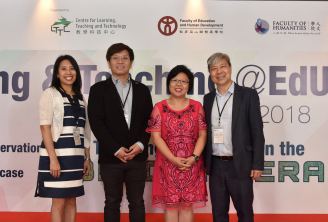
[0,0,328,214]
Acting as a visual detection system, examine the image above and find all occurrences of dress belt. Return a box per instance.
[213,156,233,161]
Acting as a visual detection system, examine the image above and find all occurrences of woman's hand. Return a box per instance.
[50,158,61,178]
[83,160,91,178]
[185,156,196,166]
[178,156,196,171]
[171,157,191,170]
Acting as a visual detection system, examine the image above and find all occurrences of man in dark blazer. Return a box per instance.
[88,43,153,222]
[203,53,265,222]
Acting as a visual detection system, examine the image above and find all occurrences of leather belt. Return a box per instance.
[214,156,233,161]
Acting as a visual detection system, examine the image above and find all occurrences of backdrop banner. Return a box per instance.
[0,0,327,214]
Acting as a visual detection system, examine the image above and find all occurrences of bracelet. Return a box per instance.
[85,157,91,161]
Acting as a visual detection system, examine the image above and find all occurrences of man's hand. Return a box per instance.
[116,147,129,163]
[251,170,262,180]
[125,143,142,160]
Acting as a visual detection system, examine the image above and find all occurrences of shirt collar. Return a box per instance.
[111,74,130,86]
[216,81,235,97]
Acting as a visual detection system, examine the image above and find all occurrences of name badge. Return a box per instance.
[213,127,224,144]
[73,128,81,146]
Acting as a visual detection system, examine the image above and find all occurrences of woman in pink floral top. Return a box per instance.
[146,65,208,222]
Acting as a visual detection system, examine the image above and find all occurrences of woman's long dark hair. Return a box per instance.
[50,55,83,100]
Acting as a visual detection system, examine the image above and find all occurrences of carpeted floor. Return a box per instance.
[1,212,327,222]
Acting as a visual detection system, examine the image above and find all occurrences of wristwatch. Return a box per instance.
[192,154,200,162]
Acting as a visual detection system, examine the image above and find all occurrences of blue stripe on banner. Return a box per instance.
[38,155,84,171]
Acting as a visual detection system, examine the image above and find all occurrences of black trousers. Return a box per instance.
[100,161,147,222]
[209,156,254,222]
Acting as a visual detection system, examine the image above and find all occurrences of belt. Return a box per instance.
[214,156,233,161]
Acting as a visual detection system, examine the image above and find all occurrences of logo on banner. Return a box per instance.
[272,20,320,35]
[158,16,178,36]
[51,16,73,36]
[255,18,269,34]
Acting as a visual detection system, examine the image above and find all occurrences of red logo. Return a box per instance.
[158,16,178,36]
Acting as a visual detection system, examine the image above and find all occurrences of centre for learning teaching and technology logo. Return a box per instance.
[51,16,73,36]
[158,16,178,36]
[255,18,269,35]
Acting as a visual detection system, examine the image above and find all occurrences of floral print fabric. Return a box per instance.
[146,99,208,209]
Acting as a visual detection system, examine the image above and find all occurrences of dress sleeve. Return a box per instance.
[198,104,207,131]
[39,89,53,125]
[146,104,161,133]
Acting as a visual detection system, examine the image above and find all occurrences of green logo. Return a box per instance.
[51,16,73,36]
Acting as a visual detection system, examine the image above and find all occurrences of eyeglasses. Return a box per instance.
[170,79,189,85]
[111,55,130,62]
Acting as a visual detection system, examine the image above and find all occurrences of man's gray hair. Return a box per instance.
[207,53,231,72]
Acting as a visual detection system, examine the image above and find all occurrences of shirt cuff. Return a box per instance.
[136,142,144,153]
[114,147,122,156]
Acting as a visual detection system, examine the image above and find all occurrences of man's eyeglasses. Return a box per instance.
[170,79,189,85]
[111,55,130,62]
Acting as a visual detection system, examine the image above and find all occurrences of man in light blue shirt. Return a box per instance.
[203,52,265,222]
[211,82,234,156]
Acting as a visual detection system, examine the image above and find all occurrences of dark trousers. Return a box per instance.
[100,161,147,222]
[209,156,254,222]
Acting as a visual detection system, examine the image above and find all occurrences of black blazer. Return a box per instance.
[88,77,153,164]
[203,83,265,179]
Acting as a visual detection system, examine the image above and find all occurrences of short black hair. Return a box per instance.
[51,55,83,100]
[106,43,134,62]
[207,53,231,72]
[166,65,194,93]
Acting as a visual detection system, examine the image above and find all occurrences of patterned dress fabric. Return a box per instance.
[146,99,208,209]
[35,91,85,198]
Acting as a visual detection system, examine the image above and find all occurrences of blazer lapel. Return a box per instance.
[130,80,139,127]
[232,83,242,134]
[206,90,216,155]
[206,90,216,125]
[105,77,125,119]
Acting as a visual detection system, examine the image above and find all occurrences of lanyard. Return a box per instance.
[215,93,233,126]
[120,80,132,110]
[65,93,80,128]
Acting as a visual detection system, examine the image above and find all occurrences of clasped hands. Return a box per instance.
[171,156,196,171]
[116,143,141,163]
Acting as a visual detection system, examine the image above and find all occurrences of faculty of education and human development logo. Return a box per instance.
[255,18,269,35]
[51,16,73,36]
[158,16,178,36]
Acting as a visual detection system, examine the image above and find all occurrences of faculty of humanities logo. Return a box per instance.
[255,18,269,35]
[51,16,73,36]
